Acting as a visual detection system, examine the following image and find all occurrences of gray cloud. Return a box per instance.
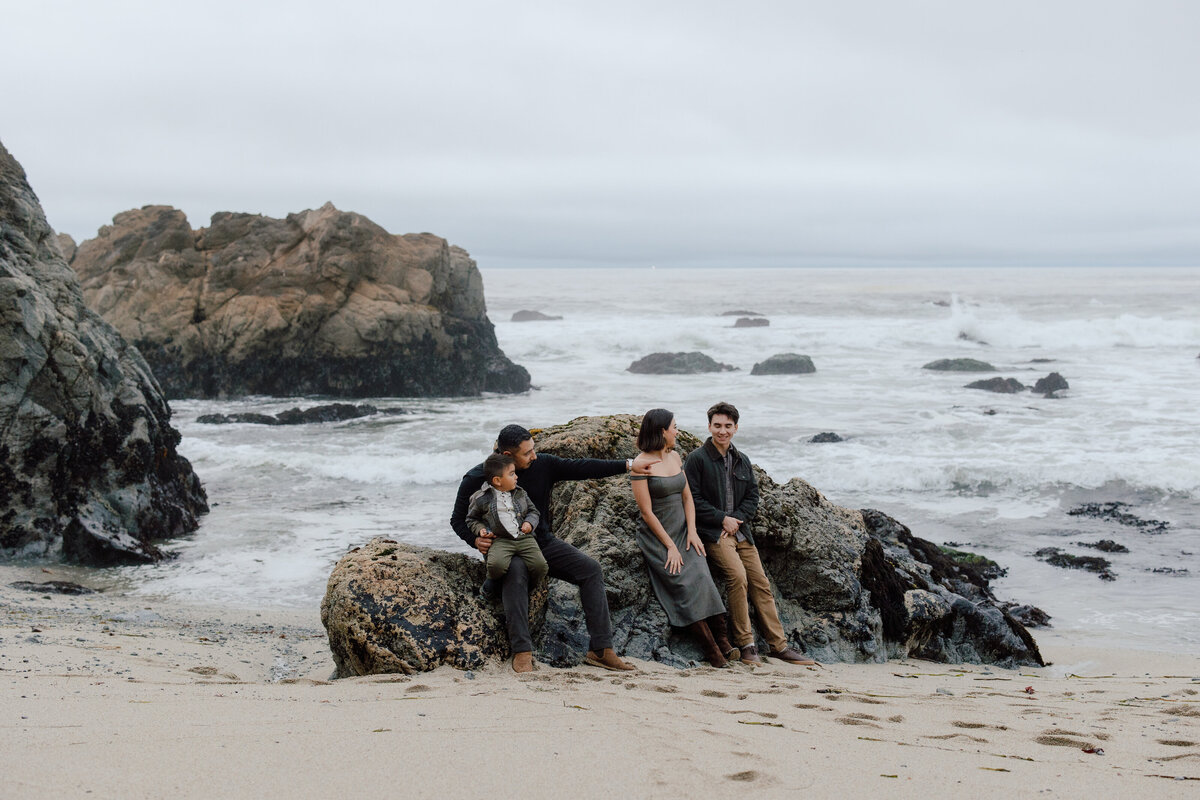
[3,0,1198,267]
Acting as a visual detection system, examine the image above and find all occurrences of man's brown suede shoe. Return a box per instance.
[768,647,817,666]
[512,651,535,673]
[584,648,635,671]
[739,644,764,665]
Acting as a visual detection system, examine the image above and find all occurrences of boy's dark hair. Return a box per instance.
[495,424,533,453]
[636,408,675,453]
[484,453,515,485]
[706,401,739,424]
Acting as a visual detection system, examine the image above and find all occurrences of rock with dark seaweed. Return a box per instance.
[1,141,207,565]
[1032,372,1070,397]
[965,377,1026,393]
[1034,547,1116,580]
[1076,539,1130,554]
[1067,502,1169,534]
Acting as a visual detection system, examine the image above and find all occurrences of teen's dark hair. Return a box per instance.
[636,408,675,453]
[484,453,515,484]
[706,401,739,424]
[495,424,533,453]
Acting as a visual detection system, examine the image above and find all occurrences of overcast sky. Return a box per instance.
[3,0,1198,268]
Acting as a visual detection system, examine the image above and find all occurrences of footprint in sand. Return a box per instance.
[1164,705,1200,717]
[702,689,728,698]
[726,771,759,782]
[847,695,886,705]
[925,732,989,743]
[953,720,1009,731]
[888,715,904,723]
[1158,739,1198,747]
[836,713,882,728]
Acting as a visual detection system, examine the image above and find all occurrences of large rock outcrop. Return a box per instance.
[322,415,1042,676]
[0,142,207,564]
[64,203,529,398]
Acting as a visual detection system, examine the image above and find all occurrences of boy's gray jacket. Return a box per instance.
[683,438,760,545]
[465,484,540,539]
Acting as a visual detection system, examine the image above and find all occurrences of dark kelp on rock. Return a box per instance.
[321,415,1043,676]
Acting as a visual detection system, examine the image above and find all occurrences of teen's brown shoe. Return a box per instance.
[585,648,635,671]
[768,647,817,666]
[739,644,764,665]
[512,651,535,673]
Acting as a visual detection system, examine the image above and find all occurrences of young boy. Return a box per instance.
[466,453,549,584]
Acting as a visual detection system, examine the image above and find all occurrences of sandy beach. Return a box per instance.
[2,564,1197,799]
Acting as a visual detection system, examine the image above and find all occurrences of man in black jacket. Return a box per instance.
[683,402,815,666]
[451,424,654,673]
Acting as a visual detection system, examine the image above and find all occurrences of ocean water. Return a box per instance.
[112,266,1199,653]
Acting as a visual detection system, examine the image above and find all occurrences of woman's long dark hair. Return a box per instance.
[636,408,674,453]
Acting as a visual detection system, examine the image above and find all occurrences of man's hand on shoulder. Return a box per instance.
[630,452,660,475]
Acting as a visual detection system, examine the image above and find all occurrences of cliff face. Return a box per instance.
[322,415,1042,676]
[0,142,207,564]
[66,203,529,398]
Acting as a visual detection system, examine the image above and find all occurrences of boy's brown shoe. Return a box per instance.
[585,648,635,671]
[512,651,535,673]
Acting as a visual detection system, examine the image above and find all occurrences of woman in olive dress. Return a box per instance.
[631,408,736,667]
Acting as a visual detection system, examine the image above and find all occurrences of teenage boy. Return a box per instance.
[684,402,816,666]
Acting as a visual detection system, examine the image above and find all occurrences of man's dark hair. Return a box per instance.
[636,408,675,453]
[484,453,515,485]
[495,424,533,453]
[706,401,740,424]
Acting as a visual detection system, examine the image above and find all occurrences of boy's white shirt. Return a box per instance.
[493,488,524,537]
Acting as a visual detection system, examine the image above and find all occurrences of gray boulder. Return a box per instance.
[627,352,736,374]
[321,415,1043,675]
[733,317,769,328]
[751,353,816,375]
[67,204,529,399]
[0,141,207,564]
[923,358,996,372]
[964,377,1025,393]
[511,310,562,322]
[1032,372,1069,397]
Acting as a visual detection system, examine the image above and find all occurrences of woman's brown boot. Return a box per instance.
[687,620,727,668]
[706,613,739,662]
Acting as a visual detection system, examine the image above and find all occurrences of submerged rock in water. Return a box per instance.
[751,353,816,375]
[197,403,403,426]
[1034,547,1116,580]
[965,377,1026,393]
[321,415,1043,676]
[720,309,764,317]
[810,432,844,443]
[511,310,563,322]
[627,352,737,374]
[1067,502,1169,534]
[10,580,97,595]
[923,358,996,372]
[733,317,769,328]
[1032,372,1069,397]
[67,204,529,399]
[0,141,208,565]
[1076,539,1130,554]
